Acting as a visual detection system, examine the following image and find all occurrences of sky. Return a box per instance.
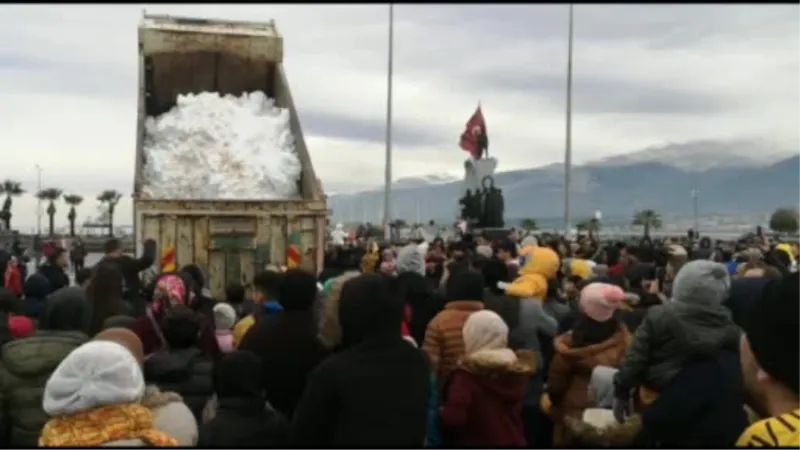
[1,4,798,230]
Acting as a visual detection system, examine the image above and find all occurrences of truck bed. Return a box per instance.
[133,14,327,291]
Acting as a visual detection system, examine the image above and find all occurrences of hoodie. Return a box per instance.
[22,273,50,320]
[504,247,560,301]
[291,273,430,447]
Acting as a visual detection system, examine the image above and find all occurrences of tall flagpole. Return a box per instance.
[563,4,574,237]
[383,3,395,242]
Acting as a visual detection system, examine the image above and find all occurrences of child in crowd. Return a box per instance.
[213,303,237,353]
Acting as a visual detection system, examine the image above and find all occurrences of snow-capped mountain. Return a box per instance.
[593,139,794,172]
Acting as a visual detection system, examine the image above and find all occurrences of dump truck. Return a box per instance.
[133,14,327,299]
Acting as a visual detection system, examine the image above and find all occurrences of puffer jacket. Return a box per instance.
[422,300,484,384]
[143,348,214,423]
[0,330,88,446]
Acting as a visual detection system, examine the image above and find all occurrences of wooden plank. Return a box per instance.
[193,216,209,277]
[270,216,287,266]
[159,215,177,270]
[254,214,272,271]
[215,53,274,97]
[208,251,226,301]
[176,216,194,269]
[240,250,256,287]
[151,52,217,115]
[142,215,162,250]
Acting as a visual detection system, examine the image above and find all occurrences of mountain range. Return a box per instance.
[327,140,799,223]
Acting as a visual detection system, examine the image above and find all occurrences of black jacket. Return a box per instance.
[640,350,748,447]
[95,239,156,300]
[37,263,69,295]
[142,347,214,422]
[198,397,289,447]
[237,310,329,419]
[396,271,443,345]
[291,275,430,447]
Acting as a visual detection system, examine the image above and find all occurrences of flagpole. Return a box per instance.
[563,3,574,237]
[383,3,395,242]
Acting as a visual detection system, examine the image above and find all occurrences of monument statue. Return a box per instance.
[456,105,505,229]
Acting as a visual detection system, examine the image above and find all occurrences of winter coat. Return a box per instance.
[291,281,430,447]
[237,310,329,419]
[504,247,560,300]
[725,277,769,328]
[640,350,748,447]
[0,330,87,446]
[143,348,214,423]
[37,263,69,295]
[547,324,631,421]
[199,397,289,447]
[0,286,90,446]
[440,349,536,446]
[613,303,740,393]
[422,300,484,383]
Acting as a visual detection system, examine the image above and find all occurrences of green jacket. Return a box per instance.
[0,331,88,447]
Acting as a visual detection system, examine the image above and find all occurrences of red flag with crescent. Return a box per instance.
[458,105,486,159]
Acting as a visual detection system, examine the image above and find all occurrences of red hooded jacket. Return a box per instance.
[4,261,23,297]
[439,350,535,446]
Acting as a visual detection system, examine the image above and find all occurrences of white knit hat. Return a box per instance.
[462,310,509,355]
[43,340,145,416]
[213,302,237,330]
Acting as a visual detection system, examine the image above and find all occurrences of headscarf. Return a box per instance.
[151,274,187,314]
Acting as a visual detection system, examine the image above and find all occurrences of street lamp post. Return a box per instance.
[34,164,43,236]
[383,3,395,242]
[691,188,699,236]
[563,4,575,237]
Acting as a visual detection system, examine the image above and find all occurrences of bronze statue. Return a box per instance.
[480,176,505,228]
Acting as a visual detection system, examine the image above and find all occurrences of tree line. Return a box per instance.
[0,179,123,237]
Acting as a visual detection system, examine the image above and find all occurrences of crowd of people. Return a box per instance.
[0,229,796,447]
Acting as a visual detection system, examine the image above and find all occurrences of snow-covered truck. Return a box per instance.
[133,14,327,299]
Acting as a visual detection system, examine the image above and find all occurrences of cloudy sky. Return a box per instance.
[1,4,797,229]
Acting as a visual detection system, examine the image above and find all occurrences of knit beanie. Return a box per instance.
[672,260,730,307]
[212,303,237,330]
[93,327,145,365]
[579,283,624,323]
[743,272,799,395]
[43,340,145,416]
[462,310,508,355]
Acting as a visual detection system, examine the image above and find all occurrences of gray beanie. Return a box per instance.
[396,243,425,276]
[672,260,731,306]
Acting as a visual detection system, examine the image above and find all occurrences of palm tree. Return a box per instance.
[520,218,538,232]
[0,179,25,230]
[97,190,123,236]
[632,209,662,237]
[36,188,63,237]
[63,195,84,237]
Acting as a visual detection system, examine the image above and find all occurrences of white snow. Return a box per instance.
[141,91,302,200]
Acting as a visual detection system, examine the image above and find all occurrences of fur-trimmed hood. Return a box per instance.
[140,384,183,409]
[564,413,642,447]
[455,349,537,402]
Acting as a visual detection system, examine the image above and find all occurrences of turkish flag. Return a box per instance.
[459,105,487,159]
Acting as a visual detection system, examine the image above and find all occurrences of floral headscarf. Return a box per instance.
[151,274,187,314]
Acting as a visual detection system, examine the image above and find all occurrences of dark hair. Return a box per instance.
[104,238,121,254]
[225,283,246,305]
[252,270,282,300]
[75,268,93,286]
[161,305,201,349]
[278,269,318,311]
[180,264,206,289]
[48,247,66,265]
[482,258,511,295]
[86,261,125,336]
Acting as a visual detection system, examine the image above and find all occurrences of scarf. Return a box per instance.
[151,274,187,314]
[38,403,178,447]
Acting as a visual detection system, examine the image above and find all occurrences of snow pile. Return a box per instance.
[142,91,303,200]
